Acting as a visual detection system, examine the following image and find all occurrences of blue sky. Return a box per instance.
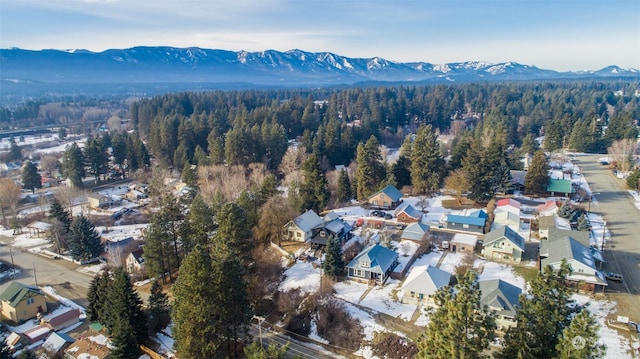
[1,0,639,71]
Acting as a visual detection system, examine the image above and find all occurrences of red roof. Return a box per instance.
[46,308,80,328]
[496,198,521,209]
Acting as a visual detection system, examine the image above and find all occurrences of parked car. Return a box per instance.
[605,272,624,283]
[384,213,393,220]
[354,218,364,227]
[441,241,450,250]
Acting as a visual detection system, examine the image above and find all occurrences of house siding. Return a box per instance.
[1,294,47,323]
[483,238,522,263]
[445,222,484,234]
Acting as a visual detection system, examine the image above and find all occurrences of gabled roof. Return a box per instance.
[402,265,451,296]
[347,244,398,274]
[493,211,520,225]
[537,200,559,213]
[129,248,144,264]
[45,308,80,328]
[543,237,597,269]
[370,184,403,202]
[446,213,486,227]
[479,279,521,317]
[469,209,488,218]
[401,222,430,241]
[510,170,526,186]
[293,210,324,232]
[547,228,590,247]
[482,226,525,252]
[394,203,422,220]
[323,211,340,222]
[497,198,521,209]
[42,332,76,353]
[0,282,44,307]
[547,178,573,194]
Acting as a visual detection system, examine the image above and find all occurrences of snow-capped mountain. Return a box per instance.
[1,46,638,99]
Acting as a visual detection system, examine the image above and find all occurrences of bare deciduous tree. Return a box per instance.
[444,168,471,205]
[0,178,21,224]
[198,163,268,203]
[608,139,638,173]
[39,155,60,177]
[279,146,307,179]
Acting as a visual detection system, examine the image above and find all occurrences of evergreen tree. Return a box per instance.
[525,150,550,195]
[62,142,86,188]
[520,133,539,155]
[355,136,386,201]
[391,155,412,189]
[462,138,492,202]
[558,201,572,218]
[299,153,330,213]
[626,167,640,191]
[410,125,445,195]
[259,173,279,201]
[15,349,36,359]
[67,215,103,262]
[544,118,565,152]
[8,137,21,161]
[181,161,198,189]
[172,245,220,359]
[577,214,590,231]
[244,342,289,359]
[556,309,606,359]
[21,161,42,194]
[86,271,111,324]
[110,317,140,359]
[498,261,578,359]
[107,268,148,345]
[84,136,109,182]
[213,202,253,264]
[323,236,345,279]
[147,279,170,333]
[0,340,12,359]
[179,194,216,255]
[336,169,352,204]
[144,212,175,284]
[417,270,495,359]
[48,198,72,232]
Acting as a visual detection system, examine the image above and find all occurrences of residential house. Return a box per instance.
[87,193,112,209]
[401,265,452,308]
[126,248,145,275]
[492,211,521,232]
[64,336,111,359]
[445,210,487,234]
[547,228,591,247]
[400,222,430,242]
[0,281,47,323]
[309,218,353,247]
[540,236,607,292]
[394,203,422,223]
[5,332,22,351]
[367,185,403,210]
[479,279,521,330]
[537,200,559,217]
[537,215,557,240]
[42,307,80,331]
[495,198,521,215]
[282,210,324,242]
[509,170,526,193]
[546,178,574,197]
[481,226,525,263]
[124,189,146,201]
[347,244,399,285]
[41,332,76,357]
[450,233,478,254]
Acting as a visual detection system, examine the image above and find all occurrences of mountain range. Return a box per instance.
[1,46,638,101]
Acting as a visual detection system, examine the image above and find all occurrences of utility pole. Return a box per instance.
[9,247,15,277]
[253,316,265,346]
[33,262,38,287]
[601,220,606,252]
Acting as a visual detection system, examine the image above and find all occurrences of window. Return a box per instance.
[379,194,384,198]
[360,261,369,268]
[320,231,326,237]
[463,223,469,229]
[410,291,415,298]
[354,269,364,277]
[26,298,34,305]
[296,232,301,238]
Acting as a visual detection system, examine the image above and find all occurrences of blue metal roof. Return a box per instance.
[446,213,486,227]
[375,185,403,202]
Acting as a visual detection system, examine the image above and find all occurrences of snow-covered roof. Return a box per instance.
[401,222,430,241]
[451,233,478,246]
[493,211,520,226]
[401,265,451,296]
[293,210,324,232]
[394,203,422,219]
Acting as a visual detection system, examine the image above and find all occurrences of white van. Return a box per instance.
[605,272,624,283]
[441,241,450,250]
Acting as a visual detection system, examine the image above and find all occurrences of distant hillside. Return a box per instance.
[1,46,639,102]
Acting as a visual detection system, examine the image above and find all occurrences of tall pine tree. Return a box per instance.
[556,309,606,359]
[67,215,103,262]
[323,236,345,279]
[417,270,495,359]
[525,150,550,195]
[355,136,386,201]
[299,153,330,213]
[336,168,352,204]
[21,161,42,194]
[410,125,445,195]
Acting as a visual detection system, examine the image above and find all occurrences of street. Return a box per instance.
[576,154,640,298]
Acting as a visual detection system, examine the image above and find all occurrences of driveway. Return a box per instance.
[574,154,640,300]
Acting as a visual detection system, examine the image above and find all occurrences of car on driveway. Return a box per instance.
[605,272,624,283]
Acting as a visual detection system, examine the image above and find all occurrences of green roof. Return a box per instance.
[546,179,573,194]
[0,281,43,307]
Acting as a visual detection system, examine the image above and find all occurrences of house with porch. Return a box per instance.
[0,282,47,323]
[540,236,607,292]
[481,226,525,263]
[479,279,521,330]
[401,265,452,308]
[367,184,403,210]
[282,210,324,242]
[347,244,399,285]
[126,248,145,275]
[309,217,353,247]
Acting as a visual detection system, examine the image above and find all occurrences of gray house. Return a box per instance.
[446,210,487,234]
[481,226,525,263]
[347,244,399,285]
[479,279,521,330]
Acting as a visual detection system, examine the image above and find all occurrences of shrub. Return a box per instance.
[315,298,363,350]
[371,332,418,359]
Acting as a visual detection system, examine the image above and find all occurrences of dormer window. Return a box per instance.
[320,231,326,237]
[361,261,369,268]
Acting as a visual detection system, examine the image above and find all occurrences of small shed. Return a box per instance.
[26,221,51,237]
[42,307,80,331]
[42,332,76,356]
[450,233,479,254]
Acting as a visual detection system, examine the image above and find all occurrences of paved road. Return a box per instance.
[575,154,640,296]
[250,325,343,359]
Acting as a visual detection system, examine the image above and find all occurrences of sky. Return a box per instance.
[1,0,639,72]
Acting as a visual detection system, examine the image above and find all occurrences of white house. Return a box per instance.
[401,265,452,308]
[282,210,324,242]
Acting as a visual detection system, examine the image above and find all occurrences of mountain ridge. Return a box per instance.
[1,46,638,102]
